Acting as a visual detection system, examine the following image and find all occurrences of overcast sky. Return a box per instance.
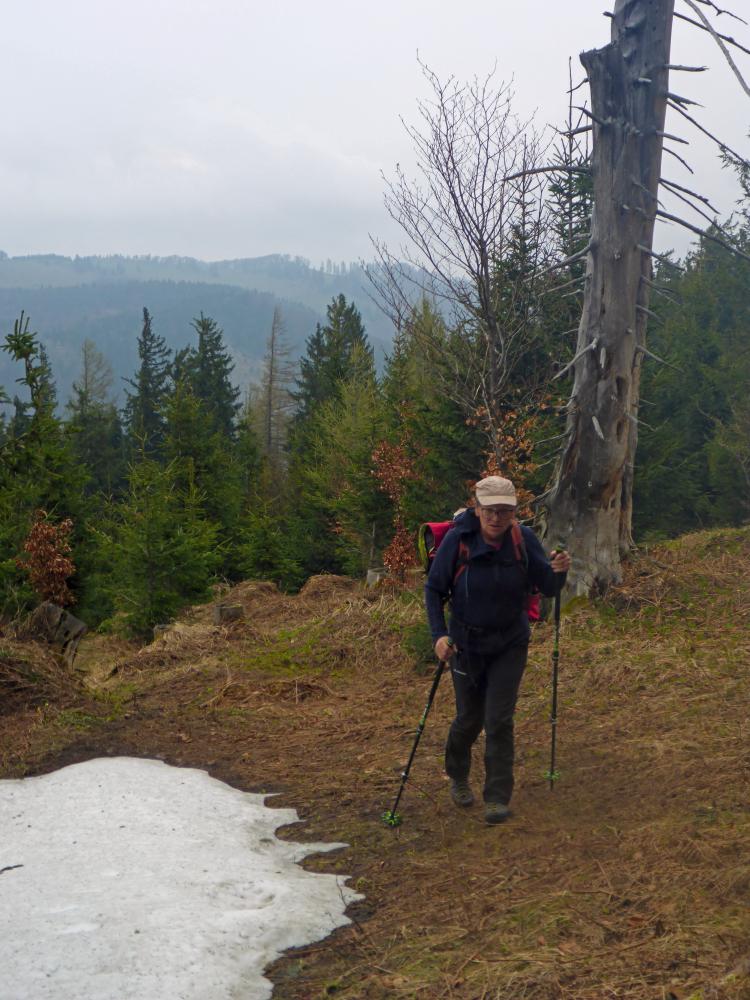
[2,0,748,264]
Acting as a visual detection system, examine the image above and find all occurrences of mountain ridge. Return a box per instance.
[0,253,395,406]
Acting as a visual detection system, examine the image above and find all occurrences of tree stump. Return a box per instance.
[29,602,87,668]
[366,568,387,588]
[213,604,244,625]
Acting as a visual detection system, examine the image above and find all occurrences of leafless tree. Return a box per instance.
[543,0,750,595]
[70,339,115,413]
[370,64,560,463]
[252,307,295,486]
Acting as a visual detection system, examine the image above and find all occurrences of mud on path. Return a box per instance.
[2,532,750,1000]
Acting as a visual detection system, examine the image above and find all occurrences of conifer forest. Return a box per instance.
[2,150,749,632]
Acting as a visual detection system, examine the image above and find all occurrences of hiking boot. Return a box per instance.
[449,779,475,808]
[484,802,511,825]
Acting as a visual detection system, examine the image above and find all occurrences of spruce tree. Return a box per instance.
[123,308,172,456]
[235,398,264,500]
[381,299,485,524]
[163,377,244,577]
[0,314,85,615]
[238,490,304,590]
[36,343,58,413]
[291,294,373,430]
[634,230,750,538]
[292,342,388,576]
[189,313,240,438]
[102,458,220,637]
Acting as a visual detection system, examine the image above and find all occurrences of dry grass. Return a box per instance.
[0,634,83,715]
[1,530,749,999]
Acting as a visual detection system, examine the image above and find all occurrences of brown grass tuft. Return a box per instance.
[0,637,85,718]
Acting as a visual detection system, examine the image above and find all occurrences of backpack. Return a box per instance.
[417,516,541,622]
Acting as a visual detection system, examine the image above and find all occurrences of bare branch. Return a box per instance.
[659,178,717,227]
[636,304,662,322]
[567,77,590,94]
[663,64,709,72]
[667,98,750,168]
[501,164,590,184]
[538,274,587,298]
[666,91,704,107]
[532,429,573,448]
[628,413,657,431]
[552,339,598,381]
[635,343,682,372]
[363,240,420,332]
[631,176,661,205]
[656,208,750,260]
[681,0,750,98]
[637,244,687,271]
[691,0,747,26]
[660,177,720,214]
[532,244,591,279]
[641,275,681,303]
[662,145,695,174]
[673,10,750,58]
[655,131,690,145]
[574,105,611,128]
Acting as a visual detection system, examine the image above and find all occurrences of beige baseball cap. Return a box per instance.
[474,476,517,507]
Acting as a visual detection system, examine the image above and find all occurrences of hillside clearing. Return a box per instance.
[2,529,749,1000]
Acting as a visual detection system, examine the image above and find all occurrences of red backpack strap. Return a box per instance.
[453,539,470,585]
[511,519,541,620]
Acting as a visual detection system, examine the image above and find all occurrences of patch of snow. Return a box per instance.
[0,757,361,999]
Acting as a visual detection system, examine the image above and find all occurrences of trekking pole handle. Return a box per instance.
[434,635,455,662]
[550,540,569,583]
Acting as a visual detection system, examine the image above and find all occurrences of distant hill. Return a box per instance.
[0,253,395,406]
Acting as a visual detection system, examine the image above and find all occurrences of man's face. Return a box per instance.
[476,503,515,541]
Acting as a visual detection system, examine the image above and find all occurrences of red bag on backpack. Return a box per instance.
[417,516,541,621]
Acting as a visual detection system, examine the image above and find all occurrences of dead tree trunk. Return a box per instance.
[545,0,675,594]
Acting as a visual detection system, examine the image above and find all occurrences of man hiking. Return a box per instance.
[424,476,571,825]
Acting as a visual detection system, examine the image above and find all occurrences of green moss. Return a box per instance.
[399,621,435,670]
[221,622,344,677]
[54,708,105,731]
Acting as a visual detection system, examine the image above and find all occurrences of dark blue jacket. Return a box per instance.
[424,509,563,653]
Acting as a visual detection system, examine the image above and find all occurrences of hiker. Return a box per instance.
[424,475,570,825]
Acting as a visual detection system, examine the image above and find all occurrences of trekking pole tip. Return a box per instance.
[382,810,403,827]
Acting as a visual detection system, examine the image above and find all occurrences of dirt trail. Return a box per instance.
[2,532,749,999]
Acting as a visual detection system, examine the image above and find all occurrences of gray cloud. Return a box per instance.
[1,0,747,262]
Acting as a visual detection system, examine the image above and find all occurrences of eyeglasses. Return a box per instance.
[477,505,515,519]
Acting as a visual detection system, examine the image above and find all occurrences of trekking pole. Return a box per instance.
[547,581,561,789]
[545,546,565,790]
[382,655,447,827]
